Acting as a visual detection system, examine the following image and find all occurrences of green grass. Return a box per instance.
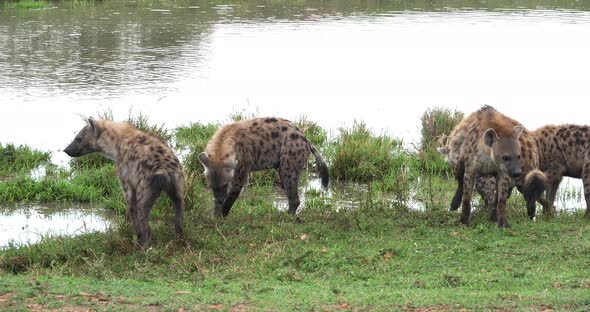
[2,112,590,310]
[9,1,49,9]
[1,204,589,310]
[329,121,409,183]
[414,107,464,176]
[0,143,51,177]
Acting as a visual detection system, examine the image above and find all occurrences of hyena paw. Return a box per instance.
[497,218,510,229]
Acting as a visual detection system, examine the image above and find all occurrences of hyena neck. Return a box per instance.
[207,127,239,164]
[96,121,131,162]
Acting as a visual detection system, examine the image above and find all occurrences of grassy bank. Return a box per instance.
[1,206,589,310]
[2,110,590,310]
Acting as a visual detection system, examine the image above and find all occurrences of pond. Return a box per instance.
[0,204,115,249]
[1,0,589,243]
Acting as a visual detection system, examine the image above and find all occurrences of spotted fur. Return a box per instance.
[440,105,545,227]
[64,118,184,247]
[531,124,590,217]
[199,117,329,217]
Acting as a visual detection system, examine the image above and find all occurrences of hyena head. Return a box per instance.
[198,152,237,210]
[64,118,102,158]
[484,126,523,179]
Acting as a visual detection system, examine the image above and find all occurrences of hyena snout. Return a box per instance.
[511,169,522,179]
[64,143,83,158]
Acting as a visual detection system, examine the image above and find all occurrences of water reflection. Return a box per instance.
[0,204,115,248]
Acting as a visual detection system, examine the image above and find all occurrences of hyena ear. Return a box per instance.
[512,126,523,139]
[483,128,499,148]
[87,117,100,138]
[198,152,209,169]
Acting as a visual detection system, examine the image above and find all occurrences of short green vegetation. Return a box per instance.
[1,109,589,310]
[9,1,49,9]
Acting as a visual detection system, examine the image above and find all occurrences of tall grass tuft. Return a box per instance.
[174,122,219,211]
[419,106,464,153]
[329,122,407,182]
[296,115,328,147]
[0,143,51,177]
[416,107,464,175]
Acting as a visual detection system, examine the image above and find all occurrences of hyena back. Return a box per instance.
[64,118,184,247]
[532,124,590,217]
[441,105,545,228]
[198,117,329,217]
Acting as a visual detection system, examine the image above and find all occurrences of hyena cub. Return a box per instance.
[532,124,590,217]
[199,117,329,217]
[440,105,545,228]
[64,118,184,247]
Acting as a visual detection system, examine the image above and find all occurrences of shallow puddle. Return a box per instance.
[0,204,116,248]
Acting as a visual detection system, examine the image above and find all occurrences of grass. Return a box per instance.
[415,107,464,176]
[9,1,49,9]
[329,121,409,183]
[1,203,589,310]
[0,143,51,178]
[2,111,590,309]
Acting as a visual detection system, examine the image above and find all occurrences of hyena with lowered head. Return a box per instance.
[64,118,184,247]
[198,117,329,217]
[531,124,590,217]
[440,105,546,227]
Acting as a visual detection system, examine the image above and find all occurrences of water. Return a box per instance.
[0,204,115,248]
[1,0,590,243]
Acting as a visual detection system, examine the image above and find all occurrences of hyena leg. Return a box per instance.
[136,183,161,248]
[476,176,497,221]
[582,161,590,218]
[222,169,248,217]
[543,168,563,217]
[122,183,140,236]
[495,174,512,228]
[450,163,465,211]
[166,180,184,238]
[279,161,306,215]
[459,166,476,225]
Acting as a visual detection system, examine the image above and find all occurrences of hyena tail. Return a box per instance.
[310,146,329,188]
[150,172,171,195]
[523,169,547,203]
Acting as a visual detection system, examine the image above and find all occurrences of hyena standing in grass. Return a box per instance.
[64,118,184,247]
[198,117,329,217]
[439,105,546,227]
[530,124,590,217]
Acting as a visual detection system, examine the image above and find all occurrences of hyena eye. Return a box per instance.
[517,155,521,160]
[75,137,82,143]
[501,155,510,161]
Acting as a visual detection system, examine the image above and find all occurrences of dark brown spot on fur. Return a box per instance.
[137,136,148,145]
[281,126,288,132]
[259,140,265,147]
[253,122,258,127]
[290,133,299,140]
[271,132,279,139]
[265,118,278,123]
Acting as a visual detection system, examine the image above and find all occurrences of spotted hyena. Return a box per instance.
[198,117,329,217]
[64,118,184,247]
[439,105,546,227]
[529,124,590,217]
